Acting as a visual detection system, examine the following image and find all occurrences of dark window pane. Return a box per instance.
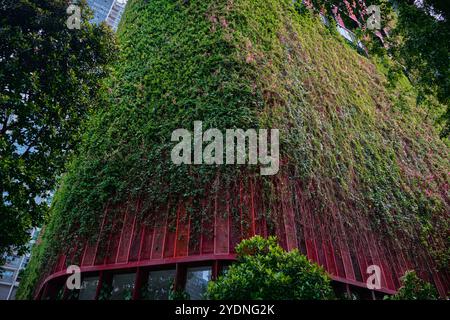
[220,265,230,276]
[111,273,135,300]
[185,266,212,300]
[79,276,99,300]
[143,269,176,300]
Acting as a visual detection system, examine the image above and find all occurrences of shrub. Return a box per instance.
[207,236,335,300]
[387,270,438,300]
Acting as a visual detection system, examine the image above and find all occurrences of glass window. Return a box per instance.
[185,266,212,300]
[5,255,20,268]
[142,269,176,300]
[0,286,10,300]
[220,265,230,276]
[110,273,135,300]
[0,269,15,283]
[78,276,99,300]
[9,287,17,300]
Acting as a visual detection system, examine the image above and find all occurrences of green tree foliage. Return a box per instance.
[390,1,450,139]
[387,270,438,300]
[0,0,117,257]
[307,0,449,139]
[207,236,335,300]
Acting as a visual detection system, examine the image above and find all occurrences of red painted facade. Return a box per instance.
[36,172,449,299]
[34,1,449,300]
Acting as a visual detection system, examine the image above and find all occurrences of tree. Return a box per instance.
[207,236,335,300]
[0,0,117,258]
[305,0,449,139]
[390,1,450,138]
[387,270,438,300]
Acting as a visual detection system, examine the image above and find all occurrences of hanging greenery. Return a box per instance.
[17,0,449,299]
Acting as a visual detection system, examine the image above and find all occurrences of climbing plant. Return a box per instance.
[17,0,449,299]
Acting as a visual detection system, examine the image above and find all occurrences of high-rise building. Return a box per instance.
[105,0,127,31]
[0,229,40,300]
[20,0,449,300]
[87,0,114,25]
[87,0,127,31]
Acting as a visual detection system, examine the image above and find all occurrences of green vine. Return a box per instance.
[18,0,449,299]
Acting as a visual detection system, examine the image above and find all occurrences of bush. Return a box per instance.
[207,236,335,300]
[387,270,438,300]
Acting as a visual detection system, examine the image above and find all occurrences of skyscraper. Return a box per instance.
[87,0,114,25]
[0,229,40,300]
[105,0,127,31]
[87,0,127,31]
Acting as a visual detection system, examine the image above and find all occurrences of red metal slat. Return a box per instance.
[93,206,112,264]
[127,199,143,262]
[229,181,242,252]
[328,205,347,279]
[384,240,401,289]
[139,225,154,261]
[240,179,253,240]
[280,175,298,252]
[81,242,97,266]
[129,223,144,262]
[366,233,388,289]
[249,177,256,236]
[151,206,168,260]
[302,194,319,263]
[292,181,307,256]
[335,215,356,281]
[252,179,264,237]
[188,200,202,256]
[201,198,215,254]
[104,209,125,265]
[375,239,396,291]
[318,213,338,277]
[311,208,327,270]
[354,234,370,285]
[175,205,189,257]
[163,204,177,259]
[214,190,230,255]
[57,254,66,272]
[117,208,136,263]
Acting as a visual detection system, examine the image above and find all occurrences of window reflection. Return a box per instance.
[185,266,212,300]
[142,269,176,300]
[111,273,135,300]
[79,276,99,300]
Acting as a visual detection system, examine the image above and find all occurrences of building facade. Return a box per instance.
[0,229,40,300]
[26,0,449,301]
[87,0,127,31]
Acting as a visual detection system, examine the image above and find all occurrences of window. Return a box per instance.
[142,269,176,300]
[0,269,15,283]
[220,264,230,276]
[110,273,135,300]
[79,276,99,300]
[5,255,20,268]
[185,266,212,300]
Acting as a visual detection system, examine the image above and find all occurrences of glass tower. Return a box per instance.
[87,0,114,25]
[87,0,127,31]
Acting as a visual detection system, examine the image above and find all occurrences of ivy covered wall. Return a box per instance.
[18,0,449,299]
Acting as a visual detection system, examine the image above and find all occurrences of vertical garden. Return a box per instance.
[18,0,449,299]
